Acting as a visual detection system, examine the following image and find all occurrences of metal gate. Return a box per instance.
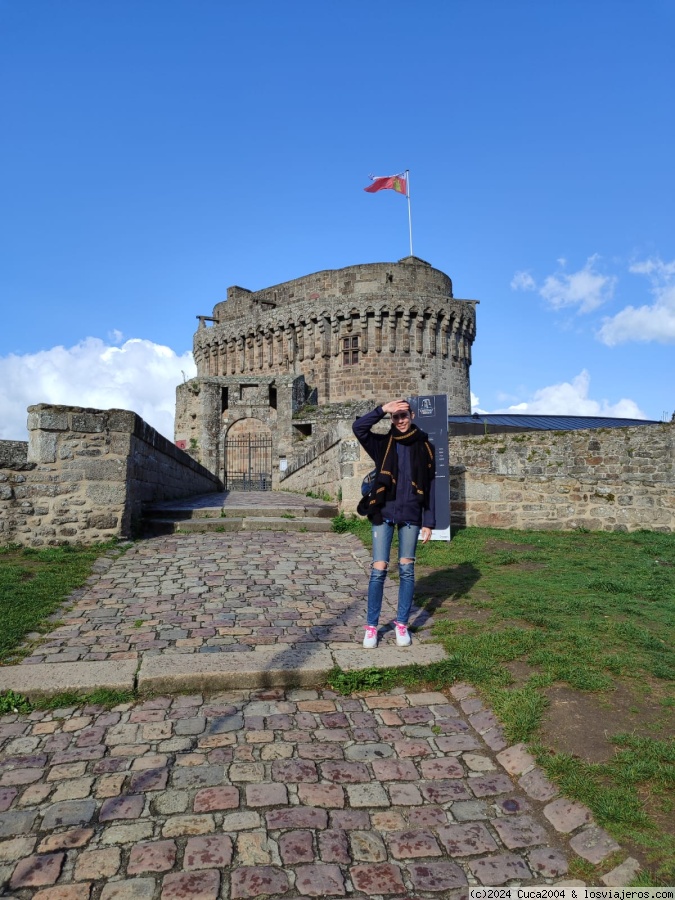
[224,436,273,491]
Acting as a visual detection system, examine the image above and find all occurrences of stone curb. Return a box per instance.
[0,661,137,700]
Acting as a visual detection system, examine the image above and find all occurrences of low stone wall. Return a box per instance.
[449,423,674,532]
[279,432,342,500]
[0,440,36,543]
[0,405,221,546]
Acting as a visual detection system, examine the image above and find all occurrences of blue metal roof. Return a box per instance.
[448,414,662,434]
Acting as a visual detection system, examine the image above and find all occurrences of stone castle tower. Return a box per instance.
[175,256,477,488]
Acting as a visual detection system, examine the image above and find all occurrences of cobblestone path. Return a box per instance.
[20,532,417,666]
[1,683,627,899]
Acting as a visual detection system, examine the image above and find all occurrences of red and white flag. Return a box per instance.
[364,173,407,195]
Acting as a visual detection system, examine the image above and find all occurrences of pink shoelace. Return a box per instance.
[364,626,377,638]
[395,622,408,636]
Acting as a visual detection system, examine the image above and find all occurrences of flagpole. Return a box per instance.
[406,169,413,257]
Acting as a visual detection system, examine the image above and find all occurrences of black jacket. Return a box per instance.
[353,406,436,529]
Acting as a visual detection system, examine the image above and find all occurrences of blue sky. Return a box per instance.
[1,0,673,439]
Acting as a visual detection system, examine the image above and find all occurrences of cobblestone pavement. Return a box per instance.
[19,531,422,667]
[0,682,627,898]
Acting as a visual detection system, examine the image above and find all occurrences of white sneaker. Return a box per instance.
[394,622,411,647]
[363,626,378,649]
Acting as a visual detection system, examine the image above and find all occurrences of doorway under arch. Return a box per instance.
[223,418,273,491]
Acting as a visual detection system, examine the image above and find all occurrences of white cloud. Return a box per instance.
[510,271,536,291]
[470,391,488,414]
[0,337,196,441]
[598,256,675,346]
[539,255,617,313]
[494,369,646,418]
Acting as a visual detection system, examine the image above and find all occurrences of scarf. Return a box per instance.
[357,423,434,524]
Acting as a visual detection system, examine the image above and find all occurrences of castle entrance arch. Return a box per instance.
[223,418,273,491]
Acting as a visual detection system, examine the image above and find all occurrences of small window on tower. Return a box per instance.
[342,335,359,366]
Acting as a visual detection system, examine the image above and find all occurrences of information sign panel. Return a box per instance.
[409,394,451,541]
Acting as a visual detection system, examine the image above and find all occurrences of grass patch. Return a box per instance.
[332,517,675,883]
[0,542,121,664]
[0,688,135,714]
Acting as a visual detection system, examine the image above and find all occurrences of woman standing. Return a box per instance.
[353,399,436,648]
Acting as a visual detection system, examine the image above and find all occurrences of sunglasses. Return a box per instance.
[391,412,410,422]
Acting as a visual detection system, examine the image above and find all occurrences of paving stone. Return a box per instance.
[280,829,314,864]
[420,758,464,779]
[350,831,387,862]
[406,692,449,706]
[221,811,262,831]
[271,759,318,782]
[319,829,350,863]
[154,790,190,814]
[246,783,288,807]
[184,834,233,868]
[388,783,423,805]
[496,742,537,775]
[0,787,18,811]
[38,827,94,852]
[100,794,144,821]
[408,860,468,891]
[388,829,442,859]
[463,753,496,771]
[371,759,418,781]
[297,783,344,808]
[346,783,390,808]
[237,832,273,865]
[435,734,481,753]
[32,885,92,900]
[437,822,500,857]
[350,862,407,895]
[74,847,121,880]
[294,863,345,896]
[451,800,489,821]
[162,814,215,837]
[129,767,168,792]
[469,851,533,885]
[161,869,221,899]
[528,847,569,878]
[230,865,290,898]
[10,852,65,888]
[99,876,156,899]
[41,799,96,830]
[0,808,36,837]
[371,810,407,832]
[100,822,154,845]
[0,835,37,862]
[497,795,531,816]
[544,798,593,833]
[127,839,177,873]
[601,856,640,886]
[467,773,513,797]
[330,810,370,831]
[519,767,559,801]
[491,815,549,849]
[420,780,472,803]
[569,825,621,863]
[229,762,266,782]
[194,785,239,812]
[320,761,370,783]
[172,765,224,790]
[266,807,328,830]
[408,809,448,831]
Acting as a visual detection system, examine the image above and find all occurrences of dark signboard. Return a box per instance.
[409,394,450,540]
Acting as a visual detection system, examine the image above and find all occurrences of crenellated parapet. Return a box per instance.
[191,257,477,409]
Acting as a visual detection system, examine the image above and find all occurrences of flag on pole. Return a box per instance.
[364,173,407,195]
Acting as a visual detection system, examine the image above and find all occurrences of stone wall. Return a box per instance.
[449,423,674,533]
[0,440,36,544]
[278,435,343,500]
[0,405,221,547]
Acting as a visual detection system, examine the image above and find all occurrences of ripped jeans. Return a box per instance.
[366,521,420,627]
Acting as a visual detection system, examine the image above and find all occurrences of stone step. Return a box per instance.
[144,503,337,520]
[144,516,333,535]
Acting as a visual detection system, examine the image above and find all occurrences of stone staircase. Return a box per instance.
[143,490,338,536]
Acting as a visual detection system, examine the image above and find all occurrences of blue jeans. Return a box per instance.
[366,522,420,627]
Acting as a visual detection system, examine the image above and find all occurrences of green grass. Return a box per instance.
[0,542,119,663]
[332,516,675,883]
